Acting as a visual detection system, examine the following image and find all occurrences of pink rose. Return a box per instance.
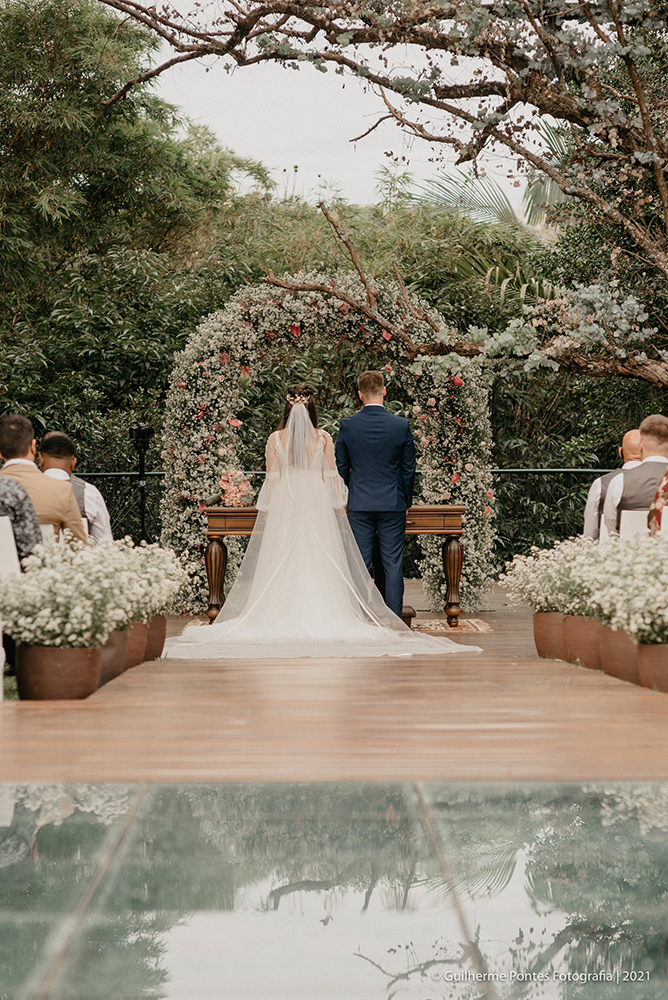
[290,324,300,338]
[484,505,492,516]
[220,353,230,365]
[427,397,436,407]
[413,404,421,414]
[486,490,494,499]
[465,463,473,471]
[339,303,350,314]
[177,380,186,389]
[452,375,463,387]
[420,436,430,445]
[418,414,428,422]
[240,366,251,378]
[228,417,242,428]
[451,472,460,484]
[382,330,392,341]
[384,364,393,373]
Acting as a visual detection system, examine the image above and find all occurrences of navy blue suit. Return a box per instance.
[335,405,416,617]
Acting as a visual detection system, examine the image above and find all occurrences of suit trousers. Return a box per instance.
[347,510,406,618]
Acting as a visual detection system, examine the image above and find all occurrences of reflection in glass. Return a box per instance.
[0,783,667,999]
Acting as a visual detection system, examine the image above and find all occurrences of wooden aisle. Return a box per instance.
[2,591,668,783]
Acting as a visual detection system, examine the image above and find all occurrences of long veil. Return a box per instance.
[164,402,481,657]
[215,402,406,635]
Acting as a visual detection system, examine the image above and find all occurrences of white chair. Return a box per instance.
[40,523,56,542]
[0,516,21,698]
[619,509,651,540]
[0,516,20,580]
[598,519,609,543]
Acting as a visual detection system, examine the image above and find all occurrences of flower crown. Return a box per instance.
[287,392,310,405]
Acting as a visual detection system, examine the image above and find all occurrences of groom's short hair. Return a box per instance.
[358,370,384,397]
[0,414,34,459]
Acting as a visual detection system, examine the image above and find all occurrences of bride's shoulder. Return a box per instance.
[317,429,333,442]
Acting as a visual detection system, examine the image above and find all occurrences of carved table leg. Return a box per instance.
[205,537,228,622]
[442,535,463,626]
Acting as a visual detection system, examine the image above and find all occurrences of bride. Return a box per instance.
[164,387,481,659]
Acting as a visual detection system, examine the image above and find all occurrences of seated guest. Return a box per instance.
[0,415,86,543]
[649,468,668,536]
[0,476,42,562]
[583,429,642,539]
[603,414,668,536]
[40,432,113,543]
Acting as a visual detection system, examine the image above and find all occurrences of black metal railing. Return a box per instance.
[78,467,609,560]
[77,472,164,544]
[491,468,611,568]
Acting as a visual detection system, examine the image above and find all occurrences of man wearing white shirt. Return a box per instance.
[582,429,642,539]
[39,432,113,544]
[603,414,668,536]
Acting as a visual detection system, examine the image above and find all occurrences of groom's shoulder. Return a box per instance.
[381,409,411,432]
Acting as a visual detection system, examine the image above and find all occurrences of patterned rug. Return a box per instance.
[412,618,492,633]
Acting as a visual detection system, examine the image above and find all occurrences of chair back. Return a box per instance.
[619,509,650,540]
[0,516,20,579]
[598,519,609,543]
[40,523,56,542]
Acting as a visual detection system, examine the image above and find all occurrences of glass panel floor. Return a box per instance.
[0,782,666,999]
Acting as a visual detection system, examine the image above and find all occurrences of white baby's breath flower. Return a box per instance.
[0,536,187,648]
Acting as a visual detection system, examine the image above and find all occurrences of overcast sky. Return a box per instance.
[156,54,523,208]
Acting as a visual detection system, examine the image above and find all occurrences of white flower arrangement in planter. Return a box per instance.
[583,537,668,645]
[502,536,668,688]
[0,537,186,648]
[503,536,668,645]
[499,537,598,616]
[120,540,189,626]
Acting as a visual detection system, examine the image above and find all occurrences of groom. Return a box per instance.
[335,370,416,618]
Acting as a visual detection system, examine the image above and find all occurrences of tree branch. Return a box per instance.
[605,0,668,234]
[102,50,210,106]
[317,201,377,310]
[393,263,440,336]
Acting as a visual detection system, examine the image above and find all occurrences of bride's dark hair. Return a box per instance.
[279,384,318,429]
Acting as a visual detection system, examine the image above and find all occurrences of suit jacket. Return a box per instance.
[1,463,87,543]
[335,406,416,511]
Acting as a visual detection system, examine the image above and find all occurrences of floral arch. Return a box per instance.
[161,269,495,612]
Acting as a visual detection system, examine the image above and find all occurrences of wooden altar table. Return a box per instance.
[204,504,466,626]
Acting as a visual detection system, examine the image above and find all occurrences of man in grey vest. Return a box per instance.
[603,414,668,536]
[39,432,113,543]
[582,429,641,538]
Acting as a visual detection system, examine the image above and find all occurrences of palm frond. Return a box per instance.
[523,120,572,226]
[420,170,525,232]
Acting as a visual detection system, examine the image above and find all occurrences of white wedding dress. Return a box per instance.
[164,404,481,659]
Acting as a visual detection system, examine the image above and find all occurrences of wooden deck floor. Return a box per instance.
[2,587,668,784]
